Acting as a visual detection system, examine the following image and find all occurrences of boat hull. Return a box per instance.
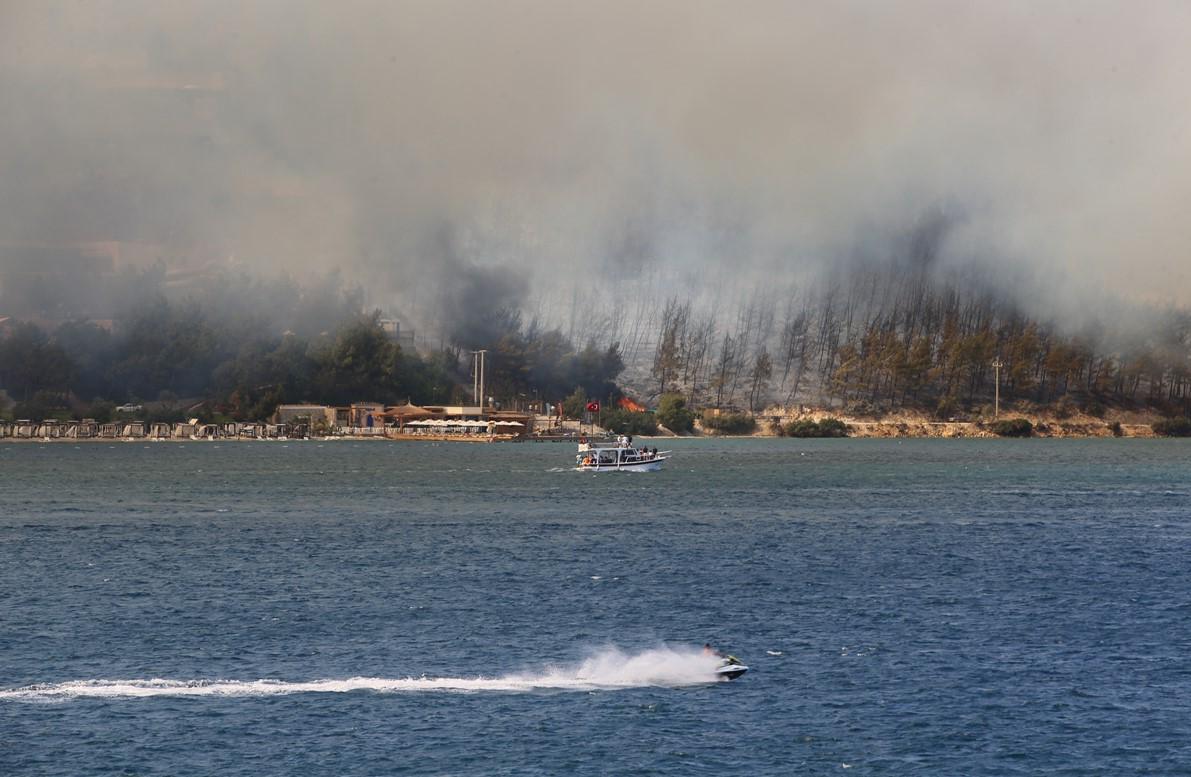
[716,664,749,680]
[575,456,667,472]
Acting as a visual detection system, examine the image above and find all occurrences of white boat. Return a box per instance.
[716,655,749,680]
[575,438,669,472]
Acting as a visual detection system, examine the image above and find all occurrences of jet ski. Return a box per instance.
[715,655,749,680]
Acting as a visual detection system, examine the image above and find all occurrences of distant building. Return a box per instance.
[349,402,385,428]
[273,404,335,427]
[424,406,484,418]
[378,317,417,352]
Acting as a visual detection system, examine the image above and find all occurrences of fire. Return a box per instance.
[618,396,647,412]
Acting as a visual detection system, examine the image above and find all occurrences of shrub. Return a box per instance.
[700,412,757,435]
[783,419,819,437]
[817,418,849,437]
[1152,418,1191,437]
[601,409,658,436]
[1108,421,1123,437]
[12,390,67,422]
[87,399,116,424]
[783,417,849,438]
[656,394,695,434]
[991,418,1033,437]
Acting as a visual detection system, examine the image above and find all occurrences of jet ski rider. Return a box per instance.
[704,643,742,665]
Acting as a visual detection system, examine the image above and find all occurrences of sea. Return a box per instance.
[2,437,1190,775]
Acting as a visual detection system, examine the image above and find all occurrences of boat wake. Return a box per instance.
[0,646,727,702]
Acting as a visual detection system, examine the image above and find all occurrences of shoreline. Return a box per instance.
[0,428,1168,443]
[691,407,1164,439]
[0,433,523,444]
[0,407,1171,442]
[680,424,1157,440]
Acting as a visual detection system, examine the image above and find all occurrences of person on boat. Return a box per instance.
[703,643,741,665]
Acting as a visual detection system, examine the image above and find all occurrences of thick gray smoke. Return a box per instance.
[2,0,1189,337]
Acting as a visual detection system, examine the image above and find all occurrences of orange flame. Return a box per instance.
[618,396,647,412]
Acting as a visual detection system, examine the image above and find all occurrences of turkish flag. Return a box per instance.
[585,401,600,412]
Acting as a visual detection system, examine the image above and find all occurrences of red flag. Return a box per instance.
[585,401,600,412]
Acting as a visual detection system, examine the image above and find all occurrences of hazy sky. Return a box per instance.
[2,0,1189,328]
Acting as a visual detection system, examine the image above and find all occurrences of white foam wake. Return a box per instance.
[1,646,726,701]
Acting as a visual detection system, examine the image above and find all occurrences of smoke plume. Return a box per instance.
[2,0,1189,336]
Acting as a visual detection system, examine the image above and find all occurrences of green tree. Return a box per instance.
[55,320,115,400]
[0,322,74,400]
[601,409,658,436]
[312,313,400,404]
[561,387,589,420]
[108,300,219,399]
[656,393,695,434]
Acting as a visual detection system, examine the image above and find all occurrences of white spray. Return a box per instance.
[0,645,728,702]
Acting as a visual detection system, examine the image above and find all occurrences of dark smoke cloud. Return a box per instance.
[2,0,1189,337]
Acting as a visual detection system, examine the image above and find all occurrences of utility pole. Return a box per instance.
[992,358,1004,418]
[471,347,485,414]
[472,351,479,405]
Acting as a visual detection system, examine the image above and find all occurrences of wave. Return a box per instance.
[0,646,727,702]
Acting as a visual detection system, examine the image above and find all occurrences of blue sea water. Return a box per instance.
[2,437,1190,775]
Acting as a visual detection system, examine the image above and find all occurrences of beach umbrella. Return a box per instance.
[386,403,436,420]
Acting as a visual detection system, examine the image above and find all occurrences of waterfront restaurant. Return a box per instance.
[385,404,532,439]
